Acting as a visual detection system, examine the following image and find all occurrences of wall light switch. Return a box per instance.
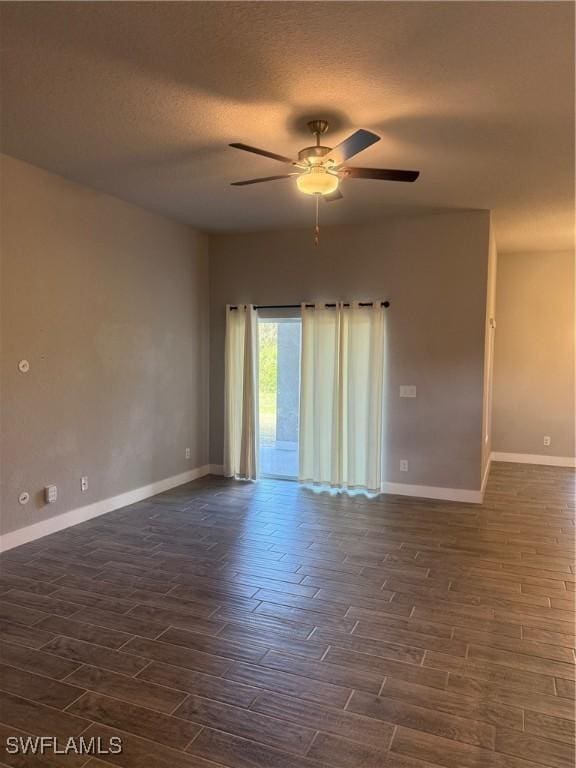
[400,385,417,398]
[45,485,58,504]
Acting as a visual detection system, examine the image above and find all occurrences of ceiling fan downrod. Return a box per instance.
[308,119,329,147]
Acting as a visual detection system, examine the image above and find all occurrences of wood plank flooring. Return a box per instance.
[0,462,574,767]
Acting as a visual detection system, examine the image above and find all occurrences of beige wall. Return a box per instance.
[209,211,491,491]
[493,250,575,458]
[1,155,210,536]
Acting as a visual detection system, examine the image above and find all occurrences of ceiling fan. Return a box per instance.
[229,120,419,244]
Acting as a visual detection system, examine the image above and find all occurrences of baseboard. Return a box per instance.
[491,452,576,468]
[208,464,224,475]
[381,481,483,504]
[0,464,212,553]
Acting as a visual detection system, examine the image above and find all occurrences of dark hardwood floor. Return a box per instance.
[0,462,574,768]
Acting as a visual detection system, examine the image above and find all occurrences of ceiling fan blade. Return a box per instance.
[344,167,420,182]
[229,143,296,165]
[230,174,297,186]
[323,189,344,202]
[326,129,380,165]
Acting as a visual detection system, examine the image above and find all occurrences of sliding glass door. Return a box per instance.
[258,316,301,479]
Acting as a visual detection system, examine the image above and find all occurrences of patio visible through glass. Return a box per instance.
[258,317,301,479]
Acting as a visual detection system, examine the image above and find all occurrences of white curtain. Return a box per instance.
[299,302,385,492]
[224,304,259,480]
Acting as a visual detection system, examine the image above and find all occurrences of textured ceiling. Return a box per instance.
[1,1,573,252]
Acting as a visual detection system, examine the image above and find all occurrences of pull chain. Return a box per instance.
[314,194,320,246]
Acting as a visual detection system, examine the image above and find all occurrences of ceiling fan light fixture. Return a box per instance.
[296,165,340,196]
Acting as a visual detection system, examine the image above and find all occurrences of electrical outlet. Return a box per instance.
[81,476,88,492]
[400,459,409,472]
[400,385,417,398]
[543,436,551,447]
[45,485,58,503]
[185,448,191,459]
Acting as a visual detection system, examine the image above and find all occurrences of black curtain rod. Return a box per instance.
[229,301,390,310]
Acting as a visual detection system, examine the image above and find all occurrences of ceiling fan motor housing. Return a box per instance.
[298,145,332,162]
[299,119,333,162]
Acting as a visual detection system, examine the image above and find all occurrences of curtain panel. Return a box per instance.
[223,304,259,480]
[299,301,385,492]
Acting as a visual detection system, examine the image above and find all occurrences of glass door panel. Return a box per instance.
[258,317,301,479]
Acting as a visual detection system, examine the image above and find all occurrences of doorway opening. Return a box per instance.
[258,316,301,479]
